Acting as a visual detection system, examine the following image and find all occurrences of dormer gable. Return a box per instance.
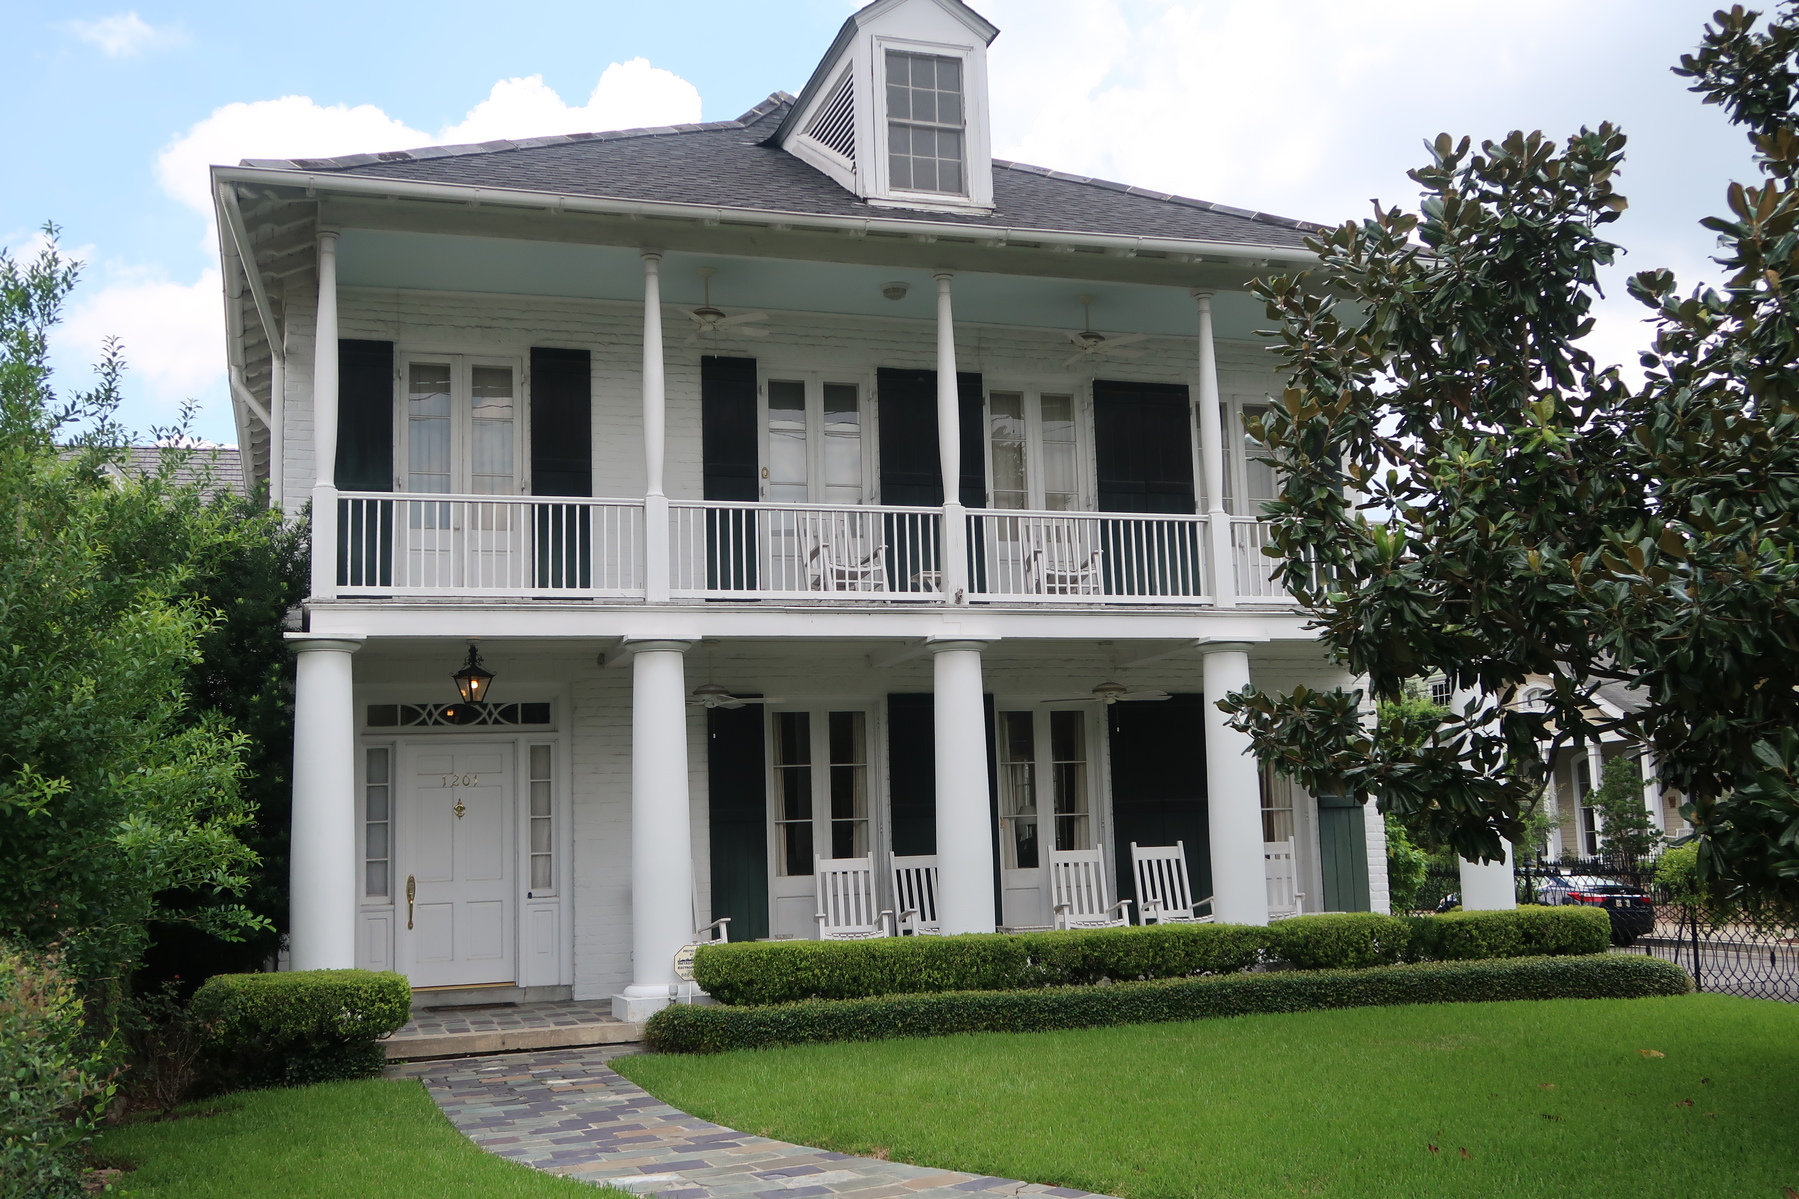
[771,0,998,214]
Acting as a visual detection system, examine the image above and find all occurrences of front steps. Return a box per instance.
[385,998,644,1060]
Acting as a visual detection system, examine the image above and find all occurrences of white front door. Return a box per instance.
[768,708,875,939]
[399,744,515,987]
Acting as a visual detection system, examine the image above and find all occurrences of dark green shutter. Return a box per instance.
[708,704,768,940]
[701,356,759,591]
[529,347,591,496]
[1093,380,1195,514]
[887,694,936,855]
[1107,694,1211,915]
[336,339,392,491]
[875,368,986,506]
[1317,794,1372,912]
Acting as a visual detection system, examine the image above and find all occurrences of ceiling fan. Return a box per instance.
[1041,681,1171,706]
[687,683,786,710]
[1062,295,1149,368]
[685,266,769,344]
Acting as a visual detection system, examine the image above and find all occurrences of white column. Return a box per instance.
[931,638,994,933]
[1202,643,1266,924]
[641,252,672,603]
[310,231,340,599]
[1193,291,1236,607]
[1584,740,1607,854]
[616,638,695,1019]
[1642,749,1664,834]
[1459,841,1517,910]
[269,348,286,511]
[934,273,970,603]
[287,635,363,971]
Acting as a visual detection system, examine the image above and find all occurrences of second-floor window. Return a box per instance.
[765,378,864,504]
[402,356,521,495]
[988,390,1081,511]
[886,50,965,195]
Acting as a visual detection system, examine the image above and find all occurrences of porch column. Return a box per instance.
[934,273,970,603]
[1642,749,1664,833]
[1459,842,1517,910]
[310,231,340,599]
[1193,291,1236,607]
[1201,642,1266,924]
[287,634,363,970]
[616,637,696,1019]
[931,638,994,932]
[641,252,672,603]
[1584,739,1606,854]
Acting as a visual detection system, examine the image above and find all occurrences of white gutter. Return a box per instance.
[213,166,1320,267]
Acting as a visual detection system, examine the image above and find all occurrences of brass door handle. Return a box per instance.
[406,875,416,930]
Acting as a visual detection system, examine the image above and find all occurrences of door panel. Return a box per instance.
[400,744,516,986]
[1317,794,1372,912]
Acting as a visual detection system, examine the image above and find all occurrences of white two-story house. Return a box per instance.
[213,0,1387,1017]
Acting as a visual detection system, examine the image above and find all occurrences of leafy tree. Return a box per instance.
[0,231,265,988]
[1220,4,1799,916]
[1589,753,1662,861]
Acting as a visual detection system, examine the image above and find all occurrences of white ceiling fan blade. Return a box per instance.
[733,326,770,338]
[1117,690,1172,702]
[735,696,786,704]
[1103,348,1145,361]
[1060,351,1091,369]
[1040,696,1101,704]
[1105,332,1150,349]
[1063,330,1091,347]
[686,310,711,325]
[718,699,746,709]
[717,312,769,327]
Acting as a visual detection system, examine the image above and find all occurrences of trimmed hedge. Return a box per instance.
[1405,905,1611,961]
[695,908,1614,1005]
[647,955,1692,1053]
[695,923,1269,1006]
[192,969,411,1087]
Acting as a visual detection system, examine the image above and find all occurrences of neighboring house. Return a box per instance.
[1533,681,1682,860]
[75,445,246,501]
[213,0,1384,1016]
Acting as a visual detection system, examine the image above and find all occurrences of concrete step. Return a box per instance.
[384,999,644,1061]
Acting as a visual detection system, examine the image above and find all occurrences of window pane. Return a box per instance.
[989,392,1027,509]
[408,364,452,493]
[886,50,965,196]
[1241,405,1277,509]
[1260,768,1295,842]
[1040,394,1078,510]
[767,380,808,502]
[1051,709,1089,850]
[530,780,551,818]
[530,856,553,890]
[998,711,1038,869]
[470,366,515,495]
[822,383,861,503]
[365,789,388,822]
[365,822,389,860]
[367,748,390,786]
[530,744,552,779]
[531,818,552,854]
[774,712,813,875]
[366,861,389,897]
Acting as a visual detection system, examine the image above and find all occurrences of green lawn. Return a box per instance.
[93,1076,598,1198]
[615,994,1799,1199]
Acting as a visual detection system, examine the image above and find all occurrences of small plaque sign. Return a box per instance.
[673,943,699,982]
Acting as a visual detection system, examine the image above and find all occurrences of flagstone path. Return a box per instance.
[389,1046,1115,1199]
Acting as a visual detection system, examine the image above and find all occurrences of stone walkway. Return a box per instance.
[386,1001,643,1060]
[390,1046,1114,1199]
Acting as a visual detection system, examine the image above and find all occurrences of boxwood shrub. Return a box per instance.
[694,923,1272,1006]
[192,969,411,1087]
[1406,905,1611,961]
[648,954,1692,1053]
[1264,912,1411,970]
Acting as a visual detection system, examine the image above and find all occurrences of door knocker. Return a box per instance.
[440,772,478,819]
[452,798,467,819]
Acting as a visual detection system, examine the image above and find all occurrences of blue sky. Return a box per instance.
[1,0,1756,445]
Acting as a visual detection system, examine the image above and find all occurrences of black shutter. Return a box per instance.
[887,694,936,855]
[957,372,986,508]
[708,704,769,940]
[530,347,591,497]
[1107,694,1211,914]
[336,339,392,491]
[701,356,759,501]
[876,368,987,506]
[1318,795,1372,912]
[1093,380,1196,514]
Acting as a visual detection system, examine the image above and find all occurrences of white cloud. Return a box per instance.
[65,11,184,58]
[57,268,225,409]
[437,59,702,145]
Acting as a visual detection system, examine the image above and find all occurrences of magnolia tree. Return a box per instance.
[1222,4,1799,915]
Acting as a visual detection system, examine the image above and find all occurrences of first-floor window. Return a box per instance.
[1261,768,1295,843]
[773,709,871,874]
[998,712,1039,869]
[999,709,1091,868]
[364,747,392,898]
[774,712,814,875]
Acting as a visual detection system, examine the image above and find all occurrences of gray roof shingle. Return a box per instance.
[245,95,1322,249]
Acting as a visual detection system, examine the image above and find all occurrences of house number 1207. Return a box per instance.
[441,774,479,788]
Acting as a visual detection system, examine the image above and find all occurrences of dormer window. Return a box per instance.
[885,50,965,195]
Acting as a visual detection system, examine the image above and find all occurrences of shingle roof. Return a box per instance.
[109,447,246,501]
[244,95,1322,249]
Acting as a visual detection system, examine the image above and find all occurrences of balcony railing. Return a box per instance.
[337,493,645,597]
[329,493,1293,608]
[966,510,1212,604]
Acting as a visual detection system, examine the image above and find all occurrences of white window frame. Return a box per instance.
[393,351,528,496]
[1220,396,1280,517]
[757,370,873,505]
[993,701,1107,868]
[867,35,992,211]
[765,704,882,877]
[982,381,1094,513]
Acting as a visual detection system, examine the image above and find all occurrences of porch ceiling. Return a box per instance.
[334,228,1272,341]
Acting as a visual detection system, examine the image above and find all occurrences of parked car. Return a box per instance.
[1534,874,1656,946]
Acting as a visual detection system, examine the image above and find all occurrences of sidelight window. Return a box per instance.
[528,744,554,893]
[364,747,392,898]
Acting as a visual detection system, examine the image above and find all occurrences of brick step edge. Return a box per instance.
[385,1020,646,1060]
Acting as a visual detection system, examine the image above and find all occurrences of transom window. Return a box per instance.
[400,356,522,495]
[772,709,871,875]
[988,390,1080,511]
[886,50,965,195]
[998,709,1090,869]
[764,378,865,504]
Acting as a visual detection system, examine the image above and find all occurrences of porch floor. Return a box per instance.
[386,1000,643,1060]
[388,1045,1116,1199]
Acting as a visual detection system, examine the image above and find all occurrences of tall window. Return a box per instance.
[528,744,554,893]
[1576,756,1600,856]
[1223,403,1279,516]
[998,712,1039,869]
[827,712,869,859]
[1049,710,1089,850]
[886,50,965,195]
[402,356,520,495]
[773,709,871,874]
[989,391,1079,510]
[1261,767,1295,843]
[774,712,814,875]
[998,709,1091,868]
[364,747,392,898]
[765,379,864,504]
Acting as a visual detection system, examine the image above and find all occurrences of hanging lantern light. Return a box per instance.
[451,642,495,705]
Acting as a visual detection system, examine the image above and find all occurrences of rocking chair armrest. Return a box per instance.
[695,916,732,943]
[881,909,896,937]
[1108,898,1133,919]
[1052,901,1072,915]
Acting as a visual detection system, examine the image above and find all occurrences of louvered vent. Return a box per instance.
[805,69,856,161]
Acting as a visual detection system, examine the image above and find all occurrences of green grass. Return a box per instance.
[93,1076,598,1198]
[615,994,1799,1199]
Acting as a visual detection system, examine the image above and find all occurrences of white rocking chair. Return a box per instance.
[801,515,888,594]
[1022,519,1104,596]
[1130,841,1214,925]
[1048,843,1132,929]
[889,854,941,935]
[814,855,894,939]
[1265,838,1305,920]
